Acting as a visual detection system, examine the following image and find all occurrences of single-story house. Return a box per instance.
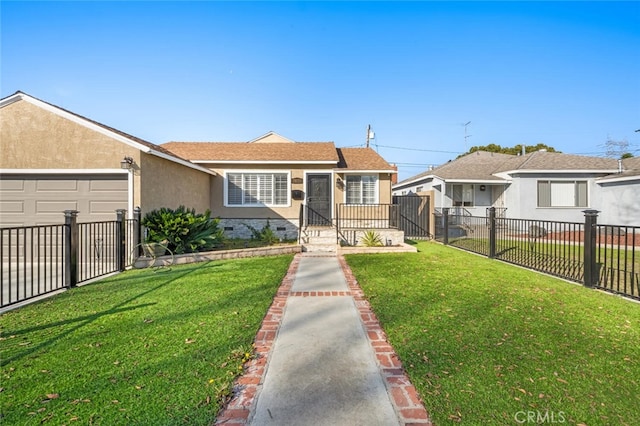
[0,91,214,226]
[1,92,399,245]
[393,150,640,226]
[162,132,398,240]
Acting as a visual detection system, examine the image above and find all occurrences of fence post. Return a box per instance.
[64,210,79,288]
[133,206,142,258]
[443,207,450,245]
[583,209,600,288]
[488,207,496,258]
[116,209,127,272]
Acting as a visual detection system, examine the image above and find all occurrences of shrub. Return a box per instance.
[142,206,225,254]
[360,230,383,247]
[243,220,280,245]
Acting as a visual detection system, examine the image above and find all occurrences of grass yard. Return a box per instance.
[1,255,293,425]
[346,242,640,425]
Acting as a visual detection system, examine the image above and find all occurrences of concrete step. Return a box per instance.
[300,236,337,245]
[302,243,338,253]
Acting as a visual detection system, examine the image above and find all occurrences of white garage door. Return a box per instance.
[0,174,128,227]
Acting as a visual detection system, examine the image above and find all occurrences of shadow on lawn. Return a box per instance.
[1,262,216,367]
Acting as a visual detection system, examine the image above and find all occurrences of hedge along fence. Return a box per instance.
[437,208,639,301]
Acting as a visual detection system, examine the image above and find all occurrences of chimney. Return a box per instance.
[391,164,398,184]
[618,159,623,174]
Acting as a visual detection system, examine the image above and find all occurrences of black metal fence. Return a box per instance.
[436,208,639,301]
[1,208,141,308]
[336,203,399,230]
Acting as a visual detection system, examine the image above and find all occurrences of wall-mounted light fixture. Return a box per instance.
[120,156,134,170]
[336,177,344,190]
[479,185,486,191]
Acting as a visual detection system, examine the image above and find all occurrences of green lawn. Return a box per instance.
[1,255,293,425]
[346,242,640,425]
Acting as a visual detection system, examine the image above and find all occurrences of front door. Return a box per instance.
[306,174,332,226]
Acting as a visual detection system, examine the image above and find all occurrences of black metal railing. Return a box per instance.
[1,208,142,308]
[1,224,66,307]
[336,203,399,230]
[436,208,639,301]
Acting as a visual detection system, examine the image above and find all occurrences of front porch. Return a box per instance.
[298,203,409,252]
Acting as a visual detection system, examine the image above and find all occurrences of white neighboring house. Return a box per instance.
[393,150,640,226]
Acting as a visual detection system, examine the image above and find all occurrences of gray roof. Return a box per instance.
[396,150,627,187]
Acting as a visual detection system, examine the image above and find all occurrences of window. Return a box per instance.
[226,173,289,206]
[346,175,378,204]
[416,186,424,193]
[452,184,474,207]
[537,180,587,207]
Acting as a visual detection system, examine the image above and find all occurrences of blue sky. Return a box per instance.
[2,1,639,180]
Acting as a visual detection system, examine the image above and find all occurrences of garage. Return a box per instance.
[0,173,127,227]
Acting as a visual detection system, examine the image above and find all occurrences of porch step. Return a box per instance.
[302,243,338,253]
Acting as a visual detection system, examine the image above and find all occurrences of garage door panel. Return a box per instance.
[0,200,25,213]
[1,175,127,227]
[36,200,78,213]
[36,180,78,191]
[0,180,24,191]
[90,179,127,192]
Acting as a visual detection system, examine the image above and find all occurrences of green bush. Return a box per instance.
[142,206,225,254]
[243,220,280,245]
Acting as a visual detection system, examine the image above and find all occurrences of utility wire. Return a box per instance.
[376,144,463,154]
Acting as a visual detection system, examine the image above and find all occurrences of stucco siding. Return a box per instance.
[595,181,640,226]
[138,154,211,214]
[0,99,139,170]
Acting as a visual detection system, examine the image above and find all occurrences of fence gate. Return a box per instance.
[392,195,431,239]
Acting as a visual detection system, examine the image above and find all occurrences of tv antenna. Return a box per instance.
[463,121,472,147]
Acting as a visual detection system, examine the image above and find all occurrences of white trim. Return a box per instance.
[149,151,216,175]
[0,168,128,175]
[337,169,397,174]
[393,174,436,189]
[127,170,134,219]
[1,92,215,176]
[223,170,291,208]
[494,169,618,179]
[597,175,640,184]
[193,160,337,165]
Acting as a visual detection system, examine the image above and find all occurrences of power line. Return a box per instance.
[376,144,463,154]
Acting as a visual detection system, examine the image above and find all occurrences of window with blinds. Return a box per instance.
[537,180,588,207]
[346,175,378,204]
[226,173,289,206]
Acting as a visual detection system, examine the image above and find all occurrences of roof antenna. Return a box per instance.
[463,121,471,148]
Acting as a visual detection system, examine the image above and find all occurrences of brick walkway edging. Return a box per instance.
[215,253,432,425]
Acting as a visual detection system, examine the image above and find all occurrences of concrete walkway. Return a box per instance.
[216,253,431,425]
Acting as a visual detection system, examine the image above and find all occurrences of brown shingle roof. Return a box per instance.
[162,142,339,162]
[336,147,395,171]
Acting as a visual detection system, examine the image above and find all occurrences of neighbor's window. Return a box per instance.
[537,180,587,207]
[452,184,474,207]
[416,186,424,193]
[227,173,289,206]
[346,175,378,204]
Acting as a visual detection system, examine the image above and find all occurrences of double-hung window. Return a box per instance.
[226,172,289,206]
[346,175,378,204]
[537,180,588,207]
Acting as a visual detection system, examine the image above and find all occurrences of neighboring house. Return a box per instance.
[162,132,398,239]
[393,150,640,226]
[0,91,215,226]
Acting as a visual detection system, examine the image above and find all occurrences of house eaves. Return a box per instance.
[494,168,619,179]
[0,91,216,176]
